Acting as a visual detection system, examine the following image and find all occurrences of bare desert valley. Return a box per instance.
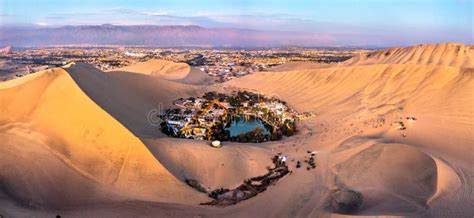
[0,42,472,217]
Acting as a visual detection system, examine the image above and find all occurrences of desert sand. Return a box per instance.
[113,59,213,85]
[0,43,473,217]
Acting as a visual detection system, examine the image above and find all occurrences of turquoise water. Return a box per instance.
[225,117,270,137]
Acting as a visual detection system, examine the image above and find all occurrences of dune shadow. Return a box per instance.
[327,143,439,216]
[66,63,207,138]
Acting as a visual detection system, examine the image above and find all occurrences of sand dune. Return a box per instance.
[267,61,330,72]
[0,67,207,209]
[224,43,474,217]
[343,43,474,68]
[113,59,190,78]
[113,59,213,85]
[66,62,206,137]
[174,67,215,85]
[1,43,473,217]
[143,138,274,190]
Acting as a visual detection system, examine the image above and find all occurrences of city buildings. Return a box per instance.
[0,46,367,82]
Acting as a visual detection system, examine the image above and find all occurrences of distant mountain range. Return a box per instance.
[0,24,337,47]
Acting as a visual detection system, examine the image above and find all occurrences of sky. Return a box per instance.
[0,0,472,46]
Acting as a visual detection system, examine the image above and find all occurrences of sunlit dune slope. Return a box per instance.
[114,59,189,78]
[112,59,213,85]
[226,43,474,217]
[343,43,474,68]
[228,64,472,123]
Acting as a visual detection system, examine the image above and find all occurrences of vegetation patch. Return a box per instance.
[160,91,313,143]
[200,155,290,206]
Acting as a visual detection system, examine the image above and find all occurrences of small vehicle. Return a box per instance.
[211,140,222,148]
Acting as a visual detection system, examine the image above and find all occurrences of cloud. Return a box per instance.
[36,7,214,26]
[100,7,176,18]
[36,7,317,31]
[35,22,49,26]
[25,6,471,46]
[141,11,172,16]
